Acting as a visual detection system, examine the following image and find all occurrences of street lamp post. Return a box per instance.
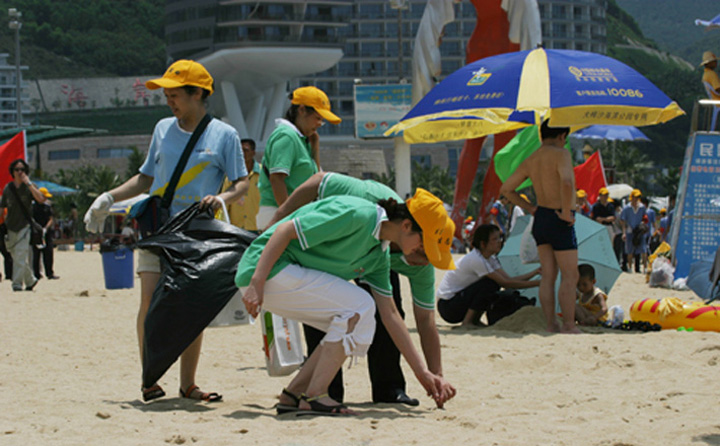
[8,8,22,128]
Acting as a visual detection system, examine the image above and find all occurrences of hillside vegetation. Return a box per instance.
[603,0,702,169]
[615,0,720,66]
[0,0,165,78]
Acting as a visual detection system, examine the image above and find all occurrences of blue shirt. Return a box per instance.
[139,117,247,216]
[620,204,647,233]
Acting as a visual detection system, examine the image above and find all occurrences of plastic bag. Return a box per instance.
[520,216,539,264]
[649,256,674,288]
[137,203,257,388]
[260,310,304,376]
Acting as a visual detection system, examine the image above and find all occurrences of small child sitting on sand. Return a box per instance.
[575,264,608,326]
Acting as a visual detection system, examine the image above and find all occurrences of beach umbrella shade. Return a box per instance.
[32,180,79,196]
[686,256,720,302]
[569,125,650,142]
[498,214,622,303]
[109,194,149,216]
[385,48,684,144]
[606,183,634,200]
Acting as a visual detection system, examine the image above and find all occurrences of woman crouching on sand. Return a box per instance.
[235,189,456,415]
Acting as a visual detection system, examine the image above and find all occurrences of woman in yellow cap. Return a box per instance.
[84,60,250,402]
[236,188,456,415]
[256,86,341,229]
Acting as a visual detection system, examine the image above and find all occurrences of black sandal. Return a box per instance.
[297,393,352,416]
[275,388,301,415]
[142,384,166,402]
[179,384,222,402]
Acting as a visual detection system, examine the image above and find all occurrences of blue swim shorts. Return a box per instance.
[531,206,577,251]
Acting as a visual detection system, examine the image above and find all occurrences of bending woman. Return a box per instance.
[236,189,455,415]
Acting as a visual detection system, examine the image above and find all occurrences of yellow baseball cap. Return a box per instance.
[38,187,52,198]
[660,208,667,214]
[631,189,642,198]
[576,189,587,198]
[406,188,455,270]
[598,187,609,196]
[291,86,341,124]
[145,60,214,95]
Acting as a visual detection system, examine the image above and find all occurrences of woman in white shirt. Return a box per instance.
[436,224,540,327]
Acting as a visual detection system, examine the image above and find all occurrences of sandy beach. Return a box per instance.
[2,248,719,446]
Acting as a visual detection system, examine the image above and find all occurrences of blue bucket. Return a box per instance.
[74,241,84,251]
[101,247,134,289]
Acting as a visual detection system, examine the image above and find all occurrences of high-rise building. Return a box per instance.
[0,53,28,129]
[163,0,607,177]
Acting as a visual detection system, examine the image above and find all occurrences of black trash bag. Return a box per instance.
[137,202,257,389]
[486,290,537,325]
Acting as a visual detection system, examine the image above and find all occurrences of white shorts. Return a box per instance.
[255,206,278,230]
[137,248,161,274]
[240,264,376,357]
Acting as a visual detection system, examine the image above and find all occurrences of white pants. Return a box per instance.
[255,206,277,230]
[6,226,36,291]
[241,264,376,357]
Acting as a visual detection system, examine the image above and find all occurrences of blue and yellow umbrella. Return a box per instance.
[385,48,684,143]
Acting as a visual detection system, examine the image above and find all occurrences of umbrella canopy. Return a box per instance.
[695,14,720,29]
[386,48,684,143]
[32,180,78,196]
[606,183,634,200]
[498,214,622,303]
[570,125,650,142]
[109,194,149,216]
[687,256,720,302]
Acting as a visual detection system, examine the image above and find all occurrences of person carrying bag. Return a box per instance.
[129,113,212,238]
[83,59,250,403]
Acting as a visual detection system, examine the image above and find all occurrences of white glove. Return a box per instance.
[84,192,114,233]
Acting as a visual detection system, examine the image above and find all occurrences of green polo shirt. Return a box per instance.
[258,123,318,207]
[318,172,436,308]
[319,172,402,203]
[235,195,393,297]
[389,252,436,310]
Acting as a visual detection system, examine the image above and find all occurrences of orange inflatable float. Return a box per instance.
[629,298,720,332]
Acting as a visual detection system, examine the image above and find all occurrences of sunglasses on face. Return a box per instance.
[13,167,25,172]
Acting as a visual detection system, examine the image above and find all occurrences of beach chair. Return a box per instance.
[702,81,720,131]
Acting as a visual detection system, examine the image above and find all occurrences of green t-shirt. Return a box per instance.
[235,195,392,297]
[258,123,318,207]
[319,172,402,203]
[389,252,436,310]
[319,172,435,307]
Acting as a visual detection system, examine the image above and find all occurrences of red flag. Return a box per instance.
[574,150,607,205]
[0,130,27,192]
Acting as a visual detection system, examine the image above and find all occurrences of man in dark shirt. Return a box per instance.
[0,159,46,291]
[591,187,623,267]
[32,187,59,280]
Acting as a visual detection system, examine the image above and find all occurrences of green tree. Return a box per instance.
[51,165,122,234]
[124,146,146,181]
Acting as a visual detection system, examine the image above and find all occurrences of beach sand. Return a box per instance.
[2,249,719,446]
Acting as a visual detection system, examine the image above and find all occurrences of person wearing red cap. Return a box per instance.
[236,189,455,415]
[256,86,341,229]
[84,60,250,403]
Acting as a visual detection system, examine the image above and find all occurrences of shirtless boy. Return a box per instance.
[499,121,580,333]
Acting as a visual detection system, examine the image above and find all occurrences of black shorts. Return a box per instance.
[531,206,577,251]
